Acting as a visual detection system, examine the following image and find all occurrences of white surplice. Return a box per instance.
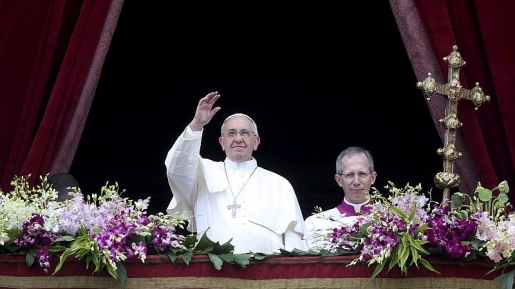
[303,208,358,252]
[165,126,307,254]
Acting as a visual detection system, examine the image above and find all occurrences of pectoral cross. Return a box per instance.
[227,199,241,218]
[416,45,490,203]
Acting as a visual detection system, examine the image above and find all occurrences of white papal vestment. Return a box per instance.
[165,126,307,254]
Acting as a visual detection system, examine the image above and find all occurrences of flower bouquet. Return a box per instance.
[304,180,515,289]
[0,175,252,289]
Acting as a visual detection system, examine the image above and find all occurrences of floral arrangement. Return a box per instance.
[0,175,251,289]
[305,180,515,289]
[2,174,515,289]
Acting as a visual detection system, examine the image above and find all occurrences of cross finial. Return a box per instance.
[416,45,490,203]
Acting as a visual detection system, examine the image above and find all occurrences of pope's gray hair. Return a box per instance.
[221,113,259,136]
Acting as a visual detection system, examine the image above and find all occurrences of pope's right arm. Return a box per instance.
[165,91,222,223]
[166,91,221,204]
[165,126,203,212]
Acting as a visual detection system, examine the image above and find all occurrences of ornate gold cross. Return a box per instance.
[416,45,490,203]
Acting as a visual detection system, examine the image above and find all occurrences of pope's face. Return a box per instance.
[219,115,260,162]
[335,152,377,204]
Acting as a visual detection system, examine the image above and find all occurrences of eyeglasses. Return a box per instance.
[339,172,371,179]
[223,130,256,138]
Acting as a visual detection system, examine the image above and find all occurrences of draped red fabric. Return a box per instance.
[390,0,515,203]
[0,0,123,192]
[0,254,503,289]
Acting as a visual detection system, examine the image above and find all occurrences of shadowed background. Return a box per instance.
[69,2,444,217]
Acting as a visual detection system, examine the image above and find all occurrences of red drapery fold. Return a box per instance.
[0,0,123,192]
[390,0,515,203]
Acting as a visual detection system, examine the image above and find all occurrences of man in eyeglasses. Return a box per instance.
[164,91,307,254]
[303,146,377,251]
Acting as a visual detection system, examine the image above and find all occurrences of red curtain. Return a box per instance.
[0,0,123,192]
[390,0,515,203]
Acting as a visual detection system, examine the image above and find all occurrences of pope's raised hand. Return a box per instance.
[190,91,221,131]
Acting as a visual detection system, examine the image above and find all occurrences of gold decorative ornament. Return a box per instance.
[416,45,490,202]
[434,172,461,189]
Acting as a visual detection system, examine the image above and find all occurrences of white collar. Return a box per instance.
[344,198,369,211]
[224,158,258,170]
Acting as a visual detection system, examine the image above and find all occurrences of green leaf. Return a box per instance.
[217,253,235,263]
[494,269,515,289]
[388,257,400,274]
[496,192,510,205]
[25,251,35,268]
[106,265,118,282]
[181,235,198,249]
[232,254,252,267]
[407,203,417,222]
[213,239,236,255]
[359,223,371,235]
[414,223,430,235]
[91,227,102,234]
[193,233,217,253]
[390,250,400,268]
[54,235,76,242]
[179,251,193,265]
[277,249,303,256]
[289,248,311,255]
[397,235,410,271]
[408,237,429,253]
[166,253,178,263]
[487,261,515,275]
[53,249,74,275]
[476,187,493,202]
[497,180,509,194]
[371,261,386,279]
[47,245,69,253]
[207,253,223,270]
[251,253,271,260]
[418,258,439,274]
[116,262,128,289]
[410,246,420,264]
[390,206,408,219]
[450,193,466,207]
